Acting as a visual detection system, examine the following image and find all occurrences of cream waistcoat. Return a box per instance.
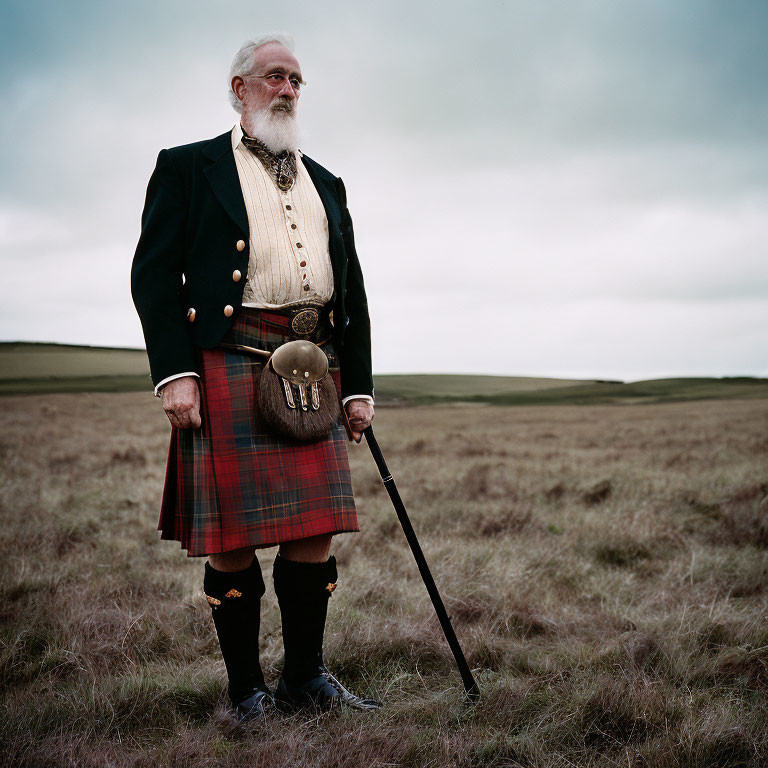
[231,124,334,309]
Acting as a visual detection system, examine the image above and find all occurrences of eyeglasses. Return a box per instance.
[247,72,305,92]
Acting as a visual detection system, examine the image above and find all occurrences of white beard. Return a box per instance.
[243,99,301,154]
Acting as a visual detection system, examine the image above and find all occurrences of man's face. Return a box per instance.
[238,42,303,117]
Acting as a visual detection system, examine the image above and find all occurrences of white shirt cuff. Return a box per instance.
[154,372,200,397]
[342,394,374,406]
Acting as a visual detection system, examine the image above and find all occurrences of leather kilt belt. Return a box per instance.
[158,304,358,557]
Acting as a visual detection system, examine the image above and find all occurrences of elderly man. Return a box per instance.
[131,34,379,721]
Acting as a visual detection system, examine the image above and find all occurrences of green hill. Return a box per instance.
[371,374,594,400]
[0,342,151,395]
[1,342,766,404]
[0,342,149,378]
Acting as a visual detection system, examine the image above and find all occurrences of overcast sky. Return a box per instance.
[1,0,766,379]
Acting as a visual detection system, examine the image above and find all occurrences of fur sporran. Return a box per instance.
[258,341,341,442]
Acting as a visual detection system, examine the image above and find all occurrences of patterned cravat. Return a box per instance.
[240,128,297,192]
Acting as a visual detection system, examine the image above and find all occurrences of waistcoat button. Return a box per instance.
[236,240,246,252]
[224,305,234,317]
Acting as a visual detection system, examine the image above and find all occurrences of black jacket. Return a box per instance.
[131,130,373,398]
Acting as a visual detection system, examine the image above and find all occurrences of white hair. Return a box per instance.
[228,34,296,114]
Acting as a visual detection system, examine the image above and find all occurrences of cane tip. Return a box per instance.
[465,684,481,704]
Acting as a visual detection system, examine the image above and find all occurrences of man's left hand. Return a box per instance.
[345,400,374,443]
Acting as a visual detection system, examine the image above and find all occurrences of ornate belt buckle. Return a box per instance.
[291,307,320,336]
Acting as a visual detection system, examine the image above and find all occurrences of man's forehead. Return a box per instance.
[253,42,302,75]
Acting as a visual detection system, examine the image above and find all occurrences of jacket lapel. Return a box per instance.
[203,132,249,234]
[300,154,344,276]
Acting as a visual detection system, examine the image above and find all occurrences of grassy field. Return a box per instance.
[1,393,766,767]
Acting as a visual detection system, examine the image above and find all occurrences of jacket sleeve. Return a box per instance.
[131,149,199,387]
[336,178,374,399]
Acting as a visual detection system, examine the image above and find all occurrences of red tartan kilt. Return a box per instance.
[158,307,359,556]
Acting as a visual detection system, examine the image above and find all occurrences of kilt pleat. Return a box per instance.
[158,307,359,556]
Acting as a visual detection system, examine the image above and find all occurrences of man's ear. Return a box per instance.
[232,76,247,103]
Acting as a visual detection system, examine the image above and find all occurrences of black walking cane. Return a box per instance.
[361,424,480,702]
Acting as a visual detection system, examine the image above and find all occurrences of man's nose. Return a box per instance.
[277,79,297,98]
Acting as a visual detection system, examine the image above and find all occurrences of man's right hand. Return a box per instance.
[160,376,202,429]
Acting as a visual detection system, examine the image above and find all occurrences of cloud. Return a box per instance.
[0,0,766,376]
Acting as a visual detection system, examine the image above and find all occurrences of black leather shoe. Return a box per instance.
[275,673,340,711]
[275,667,382,712]
[234,687,273,722]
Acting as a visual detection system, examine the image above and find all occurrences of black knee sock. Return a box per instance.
[204,558,266,704]
[273,554,338,686]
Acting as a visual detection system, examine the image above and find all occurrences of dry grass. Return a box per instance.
[1,394,766,767]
